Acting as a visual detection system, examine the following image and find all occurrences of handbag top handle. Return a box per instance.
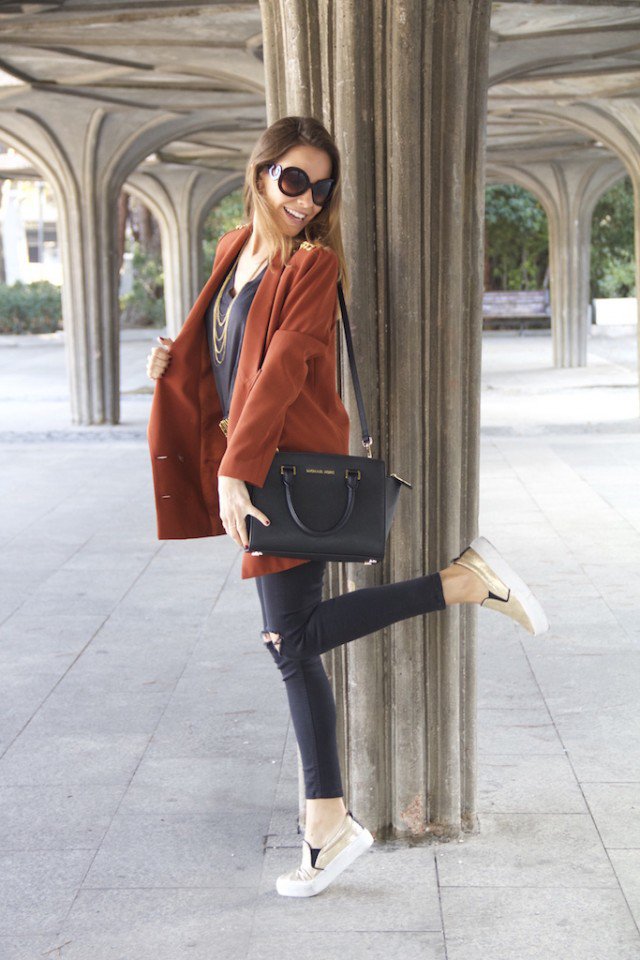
[336,281,373,455]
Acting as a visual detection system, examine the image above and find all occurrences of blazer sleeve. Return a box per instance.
[217,245,340,487]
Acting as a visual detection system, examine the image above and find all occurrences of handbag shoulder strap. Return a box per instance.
[337,280,372,452]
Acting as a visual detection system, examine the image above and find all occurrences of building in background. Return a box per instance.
[0,147,60,286]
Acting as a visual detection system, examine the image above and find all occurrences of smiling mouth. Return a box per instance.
[283,205,307,222]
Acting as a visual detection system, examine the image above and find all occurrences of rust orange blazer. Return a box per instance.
[146,222,351,579]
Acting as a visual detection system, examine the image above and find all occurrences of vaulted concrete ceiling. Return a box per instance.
[0,1,266,173]
[488,2,640,166]
[0,1,636,175]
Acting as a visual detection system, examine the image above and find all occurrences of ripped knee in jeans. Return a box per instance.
[261,629,283,655]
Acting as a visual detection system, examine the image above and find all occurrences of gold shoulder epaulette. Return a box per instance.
[299,240,317,250]
[234,222,247,230]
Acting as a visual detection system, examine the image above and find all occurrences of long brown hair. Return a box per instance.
[241,115,350,299]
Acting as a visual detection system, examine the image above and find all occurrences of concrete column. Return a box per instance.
[0,102,118,424]
[126,165,243,338]
[260,0,492,841]
[489,100,640,411]
[0,96,239,424]
[487,157,626,367]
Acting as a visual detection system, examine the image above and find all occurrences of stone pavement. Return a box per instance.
[0,323,639,959]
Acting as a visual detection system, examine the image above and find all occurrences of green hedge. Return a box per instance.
[0,281,62,334]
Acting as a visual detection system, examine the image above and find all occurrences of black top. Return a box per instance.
[204,257,268,418]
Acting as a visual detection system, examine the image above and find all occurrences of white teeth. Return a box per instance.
[284,206,305,220]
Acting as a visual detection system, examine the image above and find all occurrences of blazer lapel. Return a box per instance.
[169,221,286,444]
[225,224,286,439]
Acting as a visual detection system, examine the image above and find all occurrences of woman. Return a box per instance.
[146,115,549,899]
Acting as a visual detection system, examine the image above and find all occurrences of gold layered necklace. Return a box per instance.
[212,250,268,365]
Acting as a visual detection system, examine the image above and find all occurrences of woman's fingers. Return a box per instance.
[148,351,169,367]
[252,508,271,527]
[238,518,249,549]
[146,359,168,379]
[225,519,246,550]
[240,508,271,549]
[146,337,174,380]
[220,514,243,549]
[222,508,270,551]
[218,479,270,552]
[146,348,171,379]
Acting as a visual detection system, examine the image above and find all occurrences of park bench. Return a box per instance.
[482,289,551,335]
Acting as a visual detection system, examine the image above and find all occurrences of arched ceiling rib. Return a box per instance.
[488,2,640,168]
[0,1,266,169]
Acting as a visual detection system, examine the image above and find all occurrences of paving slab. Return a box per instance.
[440,886,640,960]
[0,783,124,852]
[435,812,618,887]
[57,888,256,960]
[581,782,640,849]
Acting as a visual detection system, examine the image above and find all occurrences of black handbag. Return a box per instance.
[245,280,412,564]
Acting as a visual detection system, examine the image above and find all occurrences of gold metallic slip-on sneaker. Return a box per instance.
[275,810,374,898]
[451,535,549,636]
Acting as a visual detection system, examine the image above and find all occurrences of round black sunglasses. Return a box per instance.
[267,163,335,207]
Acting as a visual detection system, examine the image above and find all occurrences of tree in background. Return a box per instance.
[200,189,244,286]
[590,176,635,298]
[118,192,164,327]
[118,187,245,327]
[484,184,549,292]
[484,178,635,299]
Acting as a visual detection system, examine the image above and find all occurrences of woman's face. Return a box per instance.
[258,144,333,237]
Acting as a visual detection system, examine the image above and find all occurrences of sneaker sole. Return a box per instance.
[469,535,550,636]
[275,827,375,897]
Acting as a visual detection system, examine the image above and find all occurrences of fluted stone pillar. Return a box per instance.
[126,165,243,338]
[0,95,239,424]
[487,100,640,412]
[487,157,626,367]
[260,0,492,840]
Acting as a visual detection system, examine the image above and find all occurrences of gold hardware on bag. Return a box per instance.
[346,468,361,480]
[280,464,296,475]
[219,418,229,436]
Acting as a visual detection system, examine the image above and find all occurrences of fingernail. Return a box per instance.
[264,520,270,526]
[244,545,249,550]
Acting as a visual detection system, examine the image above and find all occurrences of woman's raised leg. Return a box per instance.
[261,534,549,660]
[260,560,485,660]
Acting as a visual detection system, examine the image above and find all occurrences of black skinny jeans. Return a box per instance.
[255,560,446,800]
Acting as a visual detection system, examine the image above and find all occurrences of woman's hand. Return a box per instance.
[218,475,271,549]
[146,336,174,380]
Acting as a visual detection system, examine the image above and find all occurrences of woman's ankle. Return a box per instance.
[440,563,487,606]
[304,797,348,846]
